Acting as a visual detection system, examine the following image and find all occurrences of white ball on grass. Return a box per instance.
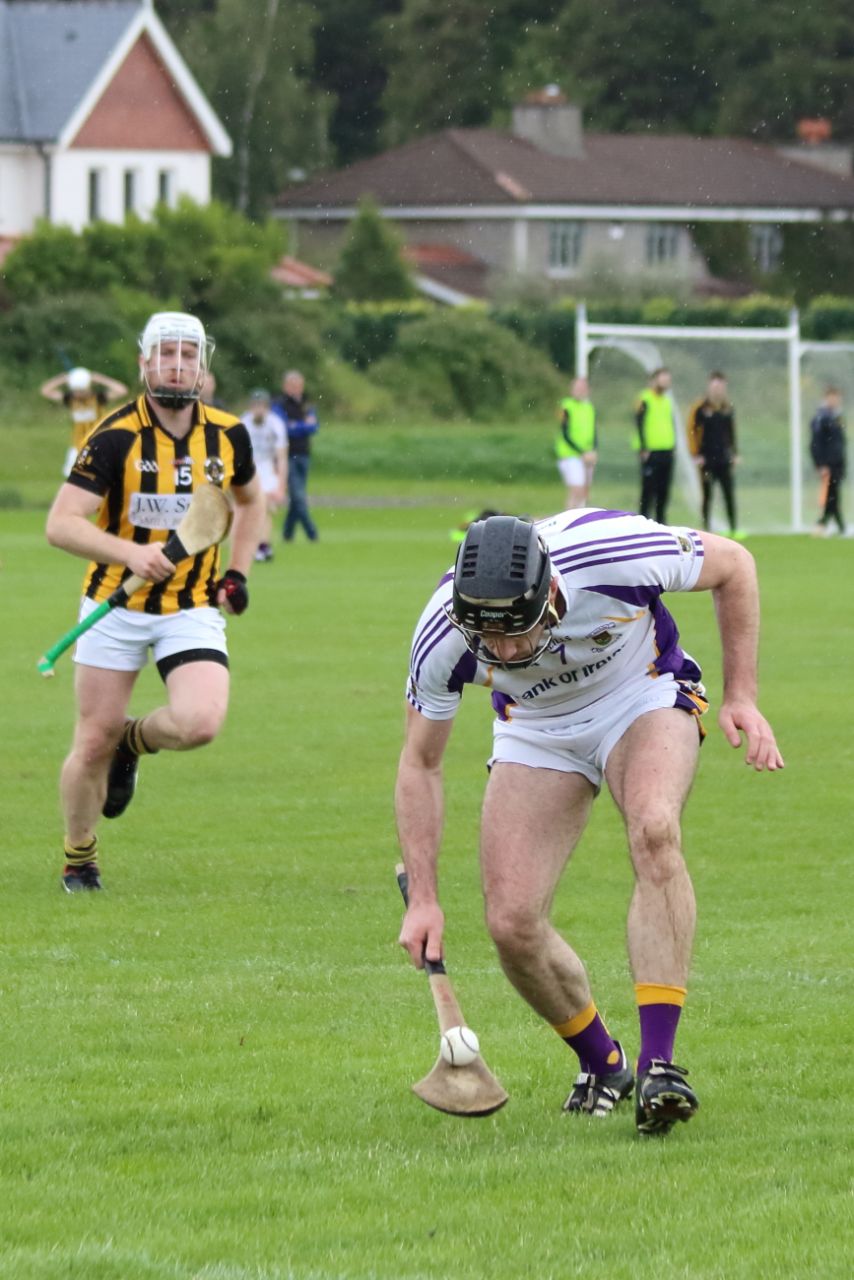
[440,1025,480,1067]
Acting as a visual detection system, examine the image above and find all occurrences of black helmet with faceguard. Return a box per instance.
[449,516,553,666]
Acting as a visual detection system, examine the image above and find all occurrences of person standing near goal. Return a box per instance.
[809,386,847,536]
[555,376,598,509]
[688,371,741,537]
[45,311,266,893]
[397,512,782,1134]
[634,368,676,523]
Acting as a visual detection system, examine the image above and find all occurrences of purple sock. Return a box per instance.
[637,1003,683,1073]
[559,1007,622,1075]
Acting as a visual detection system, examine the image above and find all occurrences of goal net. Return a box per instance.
[576,306,854,533]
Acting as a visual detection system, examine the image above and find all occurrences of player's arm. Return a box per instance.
[219,473,266,585]
[395,704,455,967]
[635,399,648,454]
[692,532,783,772]
[687,401,703,459]
[90,372,129,399]
[40,373,67,402]
[45,483,174,580]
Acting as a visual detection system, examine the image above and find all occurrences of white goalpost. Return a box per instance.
[575,303,854,534]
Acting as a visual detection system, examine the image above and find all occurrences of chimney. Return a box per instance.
[776,118,852,178]
[512,86,584,159]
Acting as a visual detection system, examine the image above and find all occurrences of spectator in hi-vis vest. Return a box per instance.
[555,377,598,508]
[634,368,676,524]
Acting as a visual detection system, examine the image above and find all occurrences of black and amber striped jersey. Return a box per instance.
[63,388,109,451]
[67,395,255,614]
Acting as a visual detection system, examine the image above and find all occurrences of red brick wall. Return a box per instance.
[70,34,211,152]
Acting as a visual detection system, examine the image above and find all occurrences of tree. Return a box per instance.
[311,0,401,164]
[333,199,416,301]
[160,0,329,217]
[381,0,561,144]
[505,0,720,134]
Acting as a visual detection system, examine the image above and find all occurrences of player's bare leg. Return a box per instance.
[62,666,137,843]
[605,707,701,1132]
[481,763,593,1018]
[60,665,137,889]
[101,662,230,827]
[140,661,230,751]
[481,763,633,1113]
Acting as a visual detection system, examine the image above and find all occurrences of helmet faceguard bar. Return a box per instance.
[448,516,554,668]
[139,312,214,410]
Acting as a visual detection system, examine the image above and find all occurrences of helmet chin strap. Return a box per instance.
[148,386,200,411]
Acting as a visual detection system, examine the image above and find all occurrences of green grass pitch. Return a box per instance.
[1,484,852,1277]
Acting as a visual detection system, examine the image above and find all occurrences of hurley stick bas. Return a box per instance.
[395,863,509,1117]
[37,483,232,678]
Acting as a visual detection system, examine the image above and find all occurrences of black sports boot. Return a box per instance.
[563,1041,635,1117]
[102,740,140,818]
[635,1059,699,1135]
[62,861,103,893]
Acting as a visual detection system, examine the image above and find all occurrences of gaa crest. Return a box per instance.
[204,456,226,485]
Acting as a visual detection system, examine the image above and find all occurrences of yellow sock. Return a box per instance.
[64,835,98,867]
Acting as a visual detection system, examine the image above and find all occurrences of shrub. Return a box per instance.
[0,293,142,385]
[333,198,416,302]
[370,309,564,420]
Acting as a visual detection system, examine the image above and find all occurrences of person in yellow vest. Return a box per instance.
[41,366,129,477]
[555,376,598,508]
[634,367,676,523]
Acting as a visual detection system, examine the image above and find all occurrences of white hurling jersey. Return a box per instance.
[241,411,286,470]
[406,510,706,724]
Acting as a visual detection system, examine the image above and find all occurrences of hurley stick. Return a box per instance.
[395,863,508,1117]
[37,484,232,677]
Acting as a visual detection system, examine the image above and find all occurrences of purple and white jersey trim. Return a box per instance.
[406,510,705,723]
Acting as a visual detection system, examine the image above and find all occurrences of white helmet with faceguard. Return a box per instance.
[67,366,92,393]
[448,515,554,669]
[139,311,215,410]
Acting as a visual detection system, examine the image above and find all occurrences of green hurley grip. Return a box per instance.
[37,598,114,676]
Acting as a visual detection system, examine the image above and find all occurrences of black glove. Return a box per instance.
[217,569,249,615]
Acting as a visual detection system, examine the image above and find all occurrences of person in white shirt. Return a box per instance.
[396,510,783,1135]
[241,389,287,561]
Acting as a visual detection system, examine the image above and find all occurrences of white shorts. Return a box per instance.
[74,598,228,673]
[489,674,706,789]
[557,456,586,487]
[257,461,279,496]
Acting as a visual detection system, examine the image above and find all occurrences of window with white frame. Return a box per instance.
[158,169,174,206]
[749,224,783,273]
[548,221,584,271]
[123,168,138,215]
[88,169,103,221]
[645,223,680,264]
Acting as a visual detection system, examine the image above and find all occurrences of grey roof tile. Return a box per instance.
[0,1,140,142]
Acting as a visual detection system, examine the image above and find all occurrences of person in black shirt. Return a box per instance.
[688,372,740,536]
[810,386,847,536]
[272,370,319,542]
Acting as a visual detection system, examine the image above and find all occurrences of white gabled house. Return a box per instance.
[0,0,231,238]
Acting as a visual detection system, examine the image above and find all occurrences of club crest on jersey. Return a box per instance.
[587,624,617,649]
[677,534,692,554]
[204,457,226,485]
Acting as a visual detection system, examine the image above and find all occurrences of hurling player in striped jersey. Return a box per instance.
[396,511,782,1135]
[46,312,266,894]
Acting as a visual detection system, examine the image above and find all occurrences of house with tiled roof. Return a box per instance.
[0,0,230,238]
[275,87,854,301]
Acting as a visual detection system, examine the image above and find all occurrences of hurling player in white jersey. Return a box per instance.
[241,390,287,561]
[396,510,783,1134]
